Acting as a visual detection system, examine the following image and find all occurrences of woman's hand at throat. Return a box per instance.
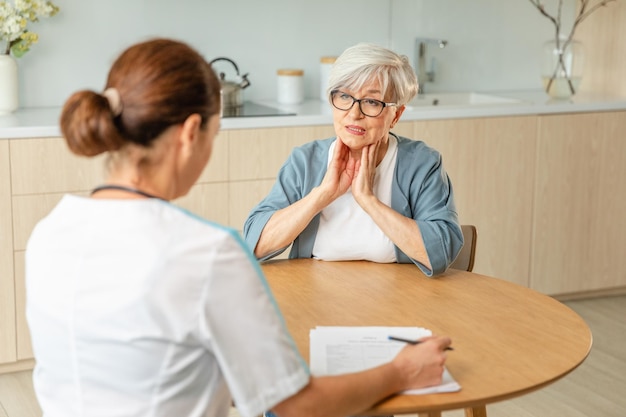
[351,140,380,205]
[316,137,357,204]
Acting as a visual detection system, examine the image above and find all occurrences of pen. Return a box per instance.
[388,335,454,351]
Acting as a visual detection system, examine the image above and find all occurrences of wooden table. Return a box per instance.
[261,259,592,417]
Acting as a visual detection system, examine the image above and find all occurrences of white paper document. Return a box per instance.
[309,326,461,395]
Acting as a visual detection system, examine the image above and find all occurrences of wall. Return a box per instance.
[389,0,575,94]
[12,0,583,108]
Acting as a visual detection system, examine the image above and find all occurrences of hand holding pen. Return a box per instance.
[389,335,455,351]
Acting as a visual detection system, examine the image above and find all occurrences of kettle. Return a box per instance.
[209,57,250,109]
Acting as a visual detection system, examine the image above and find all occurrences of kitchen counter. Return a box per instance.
[2,89,626,139]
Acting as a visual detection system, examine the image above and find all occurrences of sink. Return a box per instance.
[406,92,523,109]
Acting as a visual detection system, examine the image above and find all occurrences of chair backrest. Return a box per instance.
[449,225,477,272]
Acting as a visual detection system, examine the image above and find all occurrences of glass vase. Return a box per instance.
[542,37,584,99]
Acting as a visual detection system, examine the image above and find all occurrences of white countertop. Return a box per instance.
[2,90,626,139]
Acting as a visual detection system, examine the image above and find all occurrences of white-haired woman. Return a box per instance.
[244,43,463,276]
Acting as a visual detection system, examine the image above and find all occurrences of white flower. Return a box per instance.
[2,14,25,41]
[32,0,56,17]
[0,0,59,57]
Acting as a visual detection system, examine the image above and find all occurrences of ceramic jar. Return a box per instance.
[277,68,304,104]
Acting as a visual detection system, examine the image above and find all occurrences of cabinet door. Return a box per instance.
[0,141,16,364]
[10,137,106,195]
[411,116,538,288]
[10,137,102,252]
[532,111,626,295]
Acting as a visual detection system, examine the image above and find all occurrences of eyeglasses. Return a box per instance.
[330,90,397,117]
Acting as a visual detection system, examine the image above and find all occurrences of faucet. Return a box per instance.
[415,38,448,95]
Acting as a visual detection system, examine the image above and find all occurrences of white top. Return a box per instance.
[25,195,309,417]
[312,136,398,263]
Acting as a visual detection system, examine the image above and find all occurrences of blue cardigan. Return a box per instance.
[243,134,463,276]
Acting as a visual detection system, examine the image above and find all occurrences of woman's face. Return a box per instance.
[331,80,403,151]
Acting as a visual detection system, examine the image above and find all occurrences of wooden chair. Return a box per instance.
[449,224,477,272]
[447,225,482,417]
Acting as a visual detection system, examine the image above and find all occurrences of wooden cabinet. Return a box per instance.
[2,111,625,373]
[404,112,626,295]
[407,116,538,288]
[407,112,626,295]
[532,111,626,295]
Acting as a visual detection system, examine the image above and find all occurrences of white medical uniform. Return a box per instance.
[25,195,309,417]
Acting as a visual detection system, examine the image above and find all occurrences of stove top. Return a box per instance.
[223,102,296,118]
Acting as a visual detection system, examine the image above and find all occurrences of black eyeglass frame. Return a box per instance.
[330,90,398,117]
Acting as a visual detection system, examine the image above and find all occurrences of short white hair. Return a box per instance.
[326,43,418,106]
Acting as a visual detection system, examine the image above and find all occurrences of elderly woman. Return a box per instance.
[244,43,463,276]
